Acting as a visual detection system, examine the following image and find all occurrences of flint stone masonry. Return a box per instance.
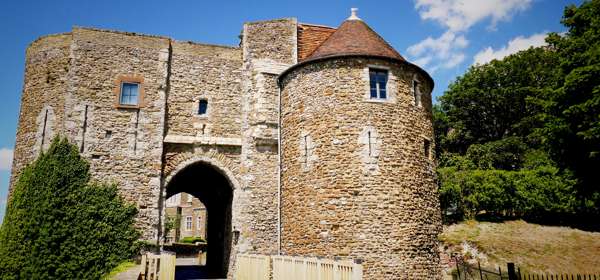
[280,57,441,279]
[11,15,442,279]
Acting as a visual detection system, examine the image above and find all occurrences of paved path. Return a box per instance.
[111,265,140,280]
[109,259,224,280]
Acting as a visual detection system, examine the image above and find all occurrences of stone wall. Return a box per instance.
[10,33,71,193]
[238,18,298,256]
[166,41,242,138]
[64,28,170,239]
[280,57,442,279]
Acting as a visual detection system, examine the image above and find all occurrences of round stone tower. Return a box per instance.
[278,9,442,279]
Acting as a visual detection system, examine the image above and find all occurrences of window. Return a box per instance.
[185,216,192,231]
[424,139,431,159]
[413,80,421,107]
[119,82,139,106]
[197,216,202,230]
[198,100,208,115]
[369,69,388,99]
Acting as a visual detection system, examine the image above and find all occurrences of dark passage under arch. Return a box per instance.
[165,161,233,279]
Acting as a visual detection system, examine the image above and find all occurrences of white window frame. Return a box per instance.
[119,82,140,106]
[369,68,389,100]
[185,216,192,231]
[363,65,396,103]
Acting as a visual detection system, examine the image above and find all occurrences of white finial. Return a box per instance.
[348,8,361,20]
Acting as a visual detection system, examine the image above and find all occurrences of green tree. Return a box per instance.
[0,138,139,280]
[538,0,600,213]
[438,47,560,154]
[434,24,583,225]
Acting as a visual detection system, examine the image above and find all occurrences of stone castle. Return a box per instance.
[10,9,442,279]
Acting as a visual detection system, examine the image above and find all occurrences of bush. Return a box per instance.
[439,163,576,223]
[0,138,140,280]
[180,236,206,244]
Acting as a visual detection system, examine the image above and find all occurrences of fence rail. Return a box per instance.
[235,254,363,280]
[139,252,176,280]
[453,259,599,280]
[236,254,271,280]
[518,273,600,280]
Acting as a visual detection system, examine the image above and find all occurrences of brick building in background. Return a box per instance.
[164,192,207,244]
[10,9,442,279]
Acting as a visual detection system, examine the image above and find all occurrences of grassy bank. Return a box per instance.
[441,220,600,274]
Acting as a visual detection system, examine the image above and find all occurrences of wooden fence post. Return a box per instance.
[353,259,363,280]
[159,251,176,280]
[508,263,518,280]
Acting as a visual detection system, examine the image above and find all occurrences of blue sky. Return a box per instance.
[0,0,582,222]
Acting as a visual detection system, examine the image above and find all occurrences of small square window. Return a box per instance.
[369,69,388,99]
[198,100,208,115]
[119,83,139,106]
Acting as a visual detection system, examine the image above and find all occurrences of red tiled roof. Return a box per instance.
[305,19,404,61]
[297,24,337,62]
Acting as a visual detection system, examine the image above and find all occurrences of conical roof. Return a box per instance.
[306,12,404,61]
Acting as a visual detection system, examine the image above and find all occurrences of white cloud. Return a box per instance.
[473,32,548,65]
[414,0,533,32]
[407,31,468,72]
[0,148,13,171]
[408,0,535,72]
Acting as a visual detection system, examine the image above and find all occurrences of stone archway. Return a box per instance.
[163,158,238,279]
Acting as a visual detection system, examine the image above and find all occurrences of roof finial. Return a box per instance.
[348,8,361,20]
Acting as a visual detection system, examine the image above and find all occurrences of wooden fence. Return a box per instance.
[517,273,600,280]
[235,254,271,280]
[453,259,599,280]
[235,254,363,280]
[139,252,176,280]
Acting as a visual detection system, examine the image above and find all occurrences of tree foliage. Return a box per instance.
[436,0,600,225]
[0,138,139,280]
[539,0,600,213]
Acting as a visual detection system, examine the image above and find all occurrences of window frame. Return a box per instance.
[369,68,389,100]
[114,74,144,109]
[197,216,202,230]
[119,82,140,106]
[185,216,193,231]
[363,65,396,103]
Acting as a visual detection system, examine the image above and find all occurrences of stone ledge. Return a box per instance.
[252,59,292,75]
[164,135,242,146]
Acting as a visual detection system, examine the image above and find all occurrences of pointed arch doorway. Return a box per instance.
[163,160,235,278]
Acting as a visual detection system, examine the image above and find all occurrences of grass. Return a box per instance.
[102,260,137,280]
[441,220,600,274]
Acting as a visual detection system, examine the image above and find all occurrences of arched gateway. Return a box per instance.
[162,159,238,278]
